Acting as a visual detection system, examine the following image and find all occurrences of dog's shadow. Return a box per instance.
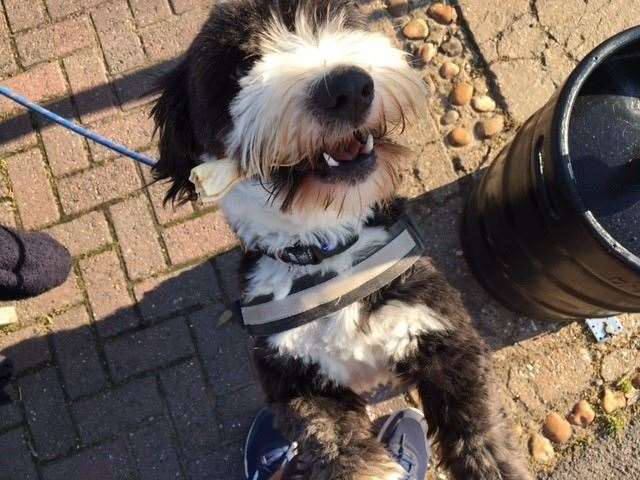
[0,174,562,478]
[404,174,564,350]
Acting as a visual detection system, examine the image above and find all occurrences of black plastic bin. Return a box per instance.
[462,26,640,321]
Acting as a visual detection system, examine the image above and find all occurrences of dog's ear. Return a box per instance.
[151,58,199,205]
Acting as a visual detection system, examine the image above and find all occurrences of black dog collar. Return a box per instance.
[236,217,424,336]
[257,233,360,266]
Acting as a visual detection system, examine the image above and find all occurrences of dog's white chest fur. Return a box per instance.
[268,301,446,392]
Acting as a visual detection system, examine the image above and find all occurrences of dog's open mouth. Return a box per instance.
[322,132,375,168]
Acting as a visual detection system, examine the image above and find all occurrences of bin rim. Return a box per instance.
[553,25,640,273]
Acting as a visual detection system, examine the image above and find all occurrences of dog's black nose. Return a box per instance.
[311,66,374,125]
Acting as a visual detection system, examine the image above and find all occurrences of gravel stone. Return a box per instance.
[440,61,460,79]
[451,82,473,106]
[472,95,496,112]
[441,109,460,125]
[448,127,472,147]
[441,37,463,56]
[602,388,626,414]
[566,400,596,428]
[478,116,504,138]
[419,43,437,63]
[543,412,572,444]
[402,18,429,40]
[529,433,555,463]
[428,3,457,24]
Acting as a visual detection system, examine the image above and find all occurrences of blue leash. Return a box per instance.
[0,86,157,167]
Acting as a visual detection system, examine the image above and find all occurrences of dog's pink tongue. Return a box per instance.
[333,138,363,162]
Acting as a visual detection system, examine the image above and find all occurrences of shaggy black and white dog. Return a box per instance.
[152,1,530,479]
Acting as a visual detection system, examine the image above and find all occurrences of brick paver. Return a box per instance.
[4,0,47,32]
[18,367,77,460]
[134,263,221,320]
[159,360,219,456]
[8,273,83,324]
[0,324,50,374]
[110,195,167,279]
[5,149,60,229]
[42,439,134,480]
[0,12,18,76]
[0,115,37,156]
[37,99,91,177]
[0,1,638,478]
[15,16,95,67]
[163,211,237,265]
[57,158,142,214]
[129,0,173,27]
[49,305,107,399]
[46,211,113,257]
[129,421,184,480]
[91,0,147,74]
[63,48,119,124]
[104,316,194,382]
[79,250,139,336]
[73,377,163,444]
[0,62,67,116]
[87,108,154,162]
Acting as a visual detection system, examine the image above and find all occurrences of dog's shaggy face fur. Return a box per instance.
[152,1,531,479]
[152,0,424,219]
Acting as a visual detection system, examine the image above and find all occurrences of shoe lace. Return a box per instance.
[252,442,298,480]
[390,434,417,480]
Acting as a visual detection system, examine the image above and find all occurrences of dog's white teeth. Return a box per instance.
[323,153,339,167]
[364,133,374,154]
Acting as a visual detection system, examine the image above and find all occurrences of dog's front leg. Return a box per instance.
[272,394,405,480]
[401,330,531,480]
[254,342,404,480]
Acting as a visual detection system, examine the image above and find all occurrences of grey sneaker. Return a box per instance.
[377,408,430,480]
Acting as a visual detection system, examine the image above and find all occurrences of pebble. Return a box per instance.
[529,433,555,463]
[441,109,460,125]
[567,400,596,427]
[403,18,429,40]
[440,62,460,79]
[543,412,572,444]
[441,37,463,56]
[450,82,473,106]
[602,388,627,413]
[428,3,457,24]
[472,95,496,112]
[387,0,408,17]
[478,116,504,138]
[448,127,472,147]
[419,43,437,63]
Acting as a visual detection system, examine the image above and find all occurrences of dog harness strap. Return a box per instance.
[236,218,424,336]
[258,232,360,266]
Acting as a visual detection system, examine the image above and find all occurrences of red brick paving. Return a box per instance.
[38,99,92,176]
[46,211,113,257]
[63,48,119,124]
[3,0,47,32]
[5,149,60,229]
[110,194,167,279]
[163,210,238,265]
[79,250,138,332]
[0,62,67,116]
[91,0,147,73]
[14,16,95,67]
